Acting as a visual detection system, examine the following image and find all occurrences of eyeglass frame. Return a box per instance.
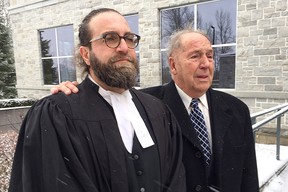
[89,32,141,49]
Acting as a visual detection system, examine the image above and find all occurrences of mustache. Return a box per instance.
[109,55,135,63]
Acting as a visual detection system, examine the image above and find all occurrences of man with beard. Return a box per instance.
[8,8,185,192]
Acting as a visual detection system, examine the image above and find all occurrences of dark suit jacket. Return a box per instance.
[142,81,259,192]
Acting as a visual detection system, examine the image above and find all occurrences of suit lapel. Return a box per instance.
[206,89,233,159]
[162,82,203,150]
[162,83,234,161]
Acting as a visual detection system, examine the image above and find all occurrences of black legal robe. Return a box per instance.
[8,77,186,192]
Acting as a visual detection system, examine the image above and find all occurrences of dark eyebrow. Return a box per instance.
[101,31,135,35]
[124,32,137,36]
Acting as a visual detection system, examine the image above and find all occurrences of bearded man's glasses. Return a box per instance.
[90,32,141,49]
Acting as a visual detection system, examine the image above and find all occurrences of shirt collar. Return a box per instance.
[175,83,208,112]
[88,75,130,105]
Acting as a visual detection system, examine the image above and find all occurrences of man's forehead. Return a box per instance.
[90,12,130,34]
[180,33,211,46]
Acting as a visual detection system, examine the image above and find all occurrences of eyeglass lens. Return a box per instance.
[104,33,139,48]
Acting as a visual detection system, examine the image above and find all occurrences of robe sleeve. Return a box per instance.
[163,106,186,192]
[8,97,99,192]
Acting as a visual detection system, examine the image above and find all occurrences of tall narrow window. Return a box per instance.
[125,14,140,87]
[160,0,236,88]
[39,25,76,85]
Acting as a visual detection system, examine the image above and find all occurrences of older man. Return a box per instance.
[143,30,259,192]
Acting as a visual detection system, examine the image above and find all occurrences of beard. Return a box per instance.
[89,52,139,90]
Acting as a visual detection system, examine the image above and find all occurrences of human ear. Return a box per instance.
[169,56,177,75]
[79,46,91,66]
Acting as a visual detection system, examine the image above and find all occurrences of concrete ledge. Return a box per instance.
[220,90,288,100]
[8,0,68,15]
[255,127,288,146]
[0,107,30,132]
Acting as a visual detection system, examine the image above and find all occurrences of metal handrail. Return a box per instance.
[251,104,288,160]
[251,103,288,124]
[252,106,288,131]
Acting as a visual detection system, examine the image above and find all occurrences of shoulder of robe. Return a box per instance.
[41,93,74,118]
[131,88,171,117]
[132,88,166,107]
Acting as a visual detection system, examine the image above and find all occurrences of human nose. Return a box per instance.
[199,55,211,68]
[116,38,129,53]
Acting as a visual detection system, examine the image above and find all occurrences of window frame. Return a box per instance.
[160,0,237,89]
[39,25,76,85]
[124,14,140,87]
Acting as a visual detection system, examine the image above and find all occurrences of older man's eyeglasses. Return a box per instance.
[89,32,141,49]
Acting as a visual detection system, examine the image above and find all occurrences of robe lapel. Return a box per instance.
[83,79,129,191]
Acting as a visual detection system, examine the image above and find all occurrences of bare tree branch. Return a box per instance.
[162,7,195,38]
[215,9,234,53]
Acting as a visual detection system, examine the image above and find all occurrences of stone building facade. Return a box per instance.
[7,0,288,128]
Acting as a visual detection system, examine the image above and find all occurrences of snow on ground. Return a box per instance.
[256,143,288,192]
[262,165,288,192]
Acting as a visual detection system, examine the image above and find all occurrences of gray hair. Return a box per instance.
[166,29,211,57]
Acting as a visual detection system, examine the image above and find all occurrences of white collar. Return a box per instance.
[175,83,208,113]
[88,75,154,153]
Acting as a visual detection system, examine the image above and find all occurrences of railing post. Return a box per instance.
[251,104,288,161]
[276,114,281,160]
[251,117,256,140]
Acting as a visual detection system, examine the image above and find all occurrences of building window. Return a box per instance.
[39,25,76,85]
[125,14,140,87]
[160,0,236,88]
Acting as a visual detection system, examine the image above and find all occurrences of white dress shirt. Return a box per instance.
[175,84,212,148]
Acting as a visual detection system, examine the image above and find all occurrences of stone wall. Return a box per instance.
[236,0,288,128]
[7,0,288,127]
[0,107,29,132]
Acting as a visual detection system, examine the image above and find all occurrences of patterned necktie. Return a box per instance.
[190,98,212,165]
